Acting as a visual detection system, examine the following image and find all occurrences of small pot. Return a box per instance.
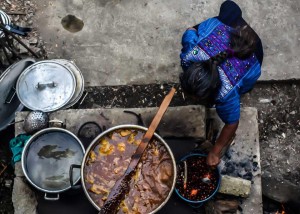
[21,127,85,200]
[70,124,177,213]
[175,153,221,207]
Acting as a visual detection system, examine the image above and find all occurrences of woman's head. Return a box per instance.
[180,25,257,104]
[180,56,223,105]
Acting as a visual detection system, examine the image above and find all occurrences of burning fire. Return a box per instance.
[275,204,286,214]
[204,173,211,179]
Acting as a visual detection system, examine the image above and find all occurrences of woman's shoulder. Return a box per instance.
[197,17,223,41]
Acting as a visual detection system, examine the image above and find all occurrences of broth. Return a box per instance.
[84,128,174,214]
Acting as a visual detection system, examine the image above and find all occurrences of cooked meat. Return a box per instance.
[90,184,109,195]
[120,129,132,137]
[117,142,126,152]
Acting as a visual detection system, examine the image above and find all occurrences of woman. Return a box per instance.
[179,1,263,167]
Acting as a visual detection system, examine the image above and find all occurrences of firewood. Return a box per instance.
[205,199,239,214]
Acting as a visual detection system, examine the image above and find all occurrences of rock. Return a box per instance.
[12,176,37,214]
[17,40,30,54]
[262,176,300,205]
[4,179,13,188]
[218,175,251,198]
[29,38,38,45]
[205,200,240,214]
[261,135,300,205]
[259,99,271,103]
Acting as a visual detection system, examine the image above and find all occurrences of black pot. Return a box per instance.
[21,128,85,200]
[175,153,221,207]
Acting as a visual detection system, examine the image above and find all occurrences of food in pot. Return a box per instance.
[176,155,219,201]
[84,128,174,214]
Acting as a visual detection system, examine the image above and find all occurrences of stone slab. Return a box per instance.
[34,0,300,86]
[15,106,206,138]
[207,107,262,214]
[218,175,251,198]
[13,105,205,213]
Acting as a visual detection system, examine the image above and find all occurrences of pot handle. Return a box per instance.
[69,164,81,188]
[48,120,66,128]
[44,193,60,201]
[5,86,16,104]
[189,203,203,208]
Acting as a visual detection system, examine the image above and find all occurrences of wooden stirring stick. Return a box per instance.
[100,87,176,214]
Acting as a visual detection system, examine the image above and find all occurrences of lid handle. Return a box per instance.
[36,81,57,89]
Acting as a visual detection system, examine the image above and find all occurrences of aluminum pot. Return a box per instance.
[70,124,177,213]
[21,127,85,200]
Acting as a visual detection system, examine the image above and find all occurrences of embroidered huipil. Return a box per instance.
[180,7,263,124]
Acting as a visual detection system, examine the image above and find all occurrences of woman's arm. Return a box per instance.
[207,122,239,167]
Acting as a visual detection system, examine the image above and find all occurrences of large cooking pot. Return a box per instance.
[70,124,177,213]
[21,127,85,200]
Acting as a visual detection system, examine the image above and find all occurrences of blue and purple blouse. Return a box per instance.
[180,1,263,124]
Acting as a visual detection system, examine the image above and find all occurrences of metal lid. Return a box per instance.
[51,59,84,109]
[16,61,76,112]
[0,58,36,131]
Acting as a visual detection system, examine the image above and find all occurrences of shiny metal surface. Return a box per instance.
[16,61,76,112]
[0,10,11,37]
[21,128,85,194]
[81,124,177,213]
[51,59,84,109]
[0,58,35,131]
[23,111,49,134]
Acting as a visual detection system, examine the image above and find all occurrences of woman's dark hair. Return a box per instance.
[180,25,258,104]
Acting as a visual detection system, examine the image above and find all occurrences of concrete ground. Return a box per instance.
[34,0,300,87]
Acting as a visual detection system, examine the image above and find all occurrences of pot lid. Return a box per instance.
[22,128,84,192]
[51,59,84,109]
[16,61,76,112]
[0,58,36,131]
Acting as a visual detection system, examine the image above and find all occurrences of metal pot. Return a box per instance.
[71,124,177,213]
[0,58,36,131]
[21,127,85,200]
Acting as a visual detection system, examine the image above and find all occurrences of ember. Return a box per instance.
[176,155,219,201]
[275,204,286,214]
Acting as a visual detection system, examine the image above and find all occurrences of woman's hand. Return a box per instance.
[206,122,239,167]
[207,150,220,167]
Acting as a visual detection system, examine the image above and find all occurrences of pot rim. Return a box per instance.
[21,127,85,194]
[80,124,177,213]
[174,153,221,204]
[16,60,76,112]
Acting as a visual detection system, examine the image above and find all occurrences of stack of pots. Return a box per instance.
[16,59,84,112]
[16,59,85,200]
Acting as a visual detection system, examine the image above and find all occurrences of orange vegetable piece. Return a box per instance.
[190,189,198,196]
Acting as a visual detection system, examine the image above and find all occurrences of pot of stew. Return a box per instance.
[70,124,176,213]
